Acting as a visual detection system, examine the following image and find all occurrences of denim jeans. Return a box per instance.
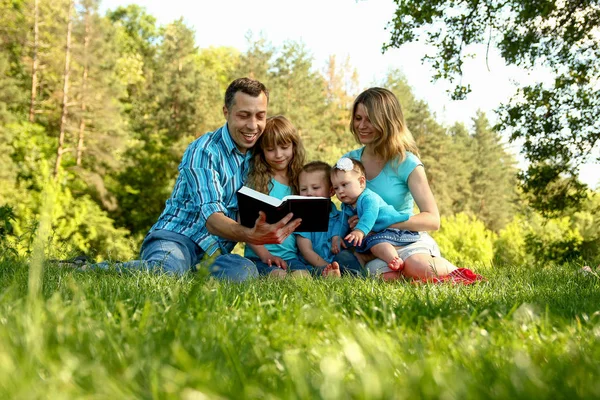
[94,230,259,282]
[248,257,309,276]
[333,250,366,277]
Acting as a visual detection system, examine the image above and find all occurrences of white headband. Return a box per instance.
[335,157,354,171]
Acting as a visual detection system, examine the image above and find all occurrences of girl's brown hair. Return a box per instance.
[246,115,306,195]
[350,87,419,165]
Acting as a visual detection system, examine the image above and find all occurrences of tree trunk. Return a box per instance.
[77,9,90,167]
[54,0,73,178]
[28,0,39,122]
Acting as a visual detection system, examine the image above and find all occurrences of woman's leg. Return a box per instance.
[401,254,458,280]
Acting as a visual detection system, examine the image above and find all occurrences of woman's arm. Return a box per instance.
[388,166,440,231]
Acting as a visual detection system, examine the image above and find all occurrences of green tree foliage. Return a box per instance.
[0,1,596,265]
[469,111,518,231]
[432,213,497,267]
[495,191,600,265]
[493,216,533,266]
[383,0,599,212]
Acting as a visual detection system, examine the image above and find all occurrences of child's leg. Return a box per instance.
[288,259,313,279]
[370,243,404,271]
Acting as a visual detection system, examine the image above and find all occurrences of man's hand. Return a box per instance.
[344,229,365,247]
[331,236,341,254]
[248,211,302,245]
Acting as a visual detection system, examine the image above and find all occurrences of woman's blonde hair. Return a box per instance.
[350,87,419,164]
[246,115,306,195]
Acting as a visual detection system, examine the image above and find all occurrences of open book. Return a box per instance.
[236,186,330,232]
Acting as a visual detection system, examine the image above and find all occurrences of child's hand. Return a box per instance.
[263,255,288,270]
[331,236,341,254]
[348,215,359,229]
[344,229,365,247]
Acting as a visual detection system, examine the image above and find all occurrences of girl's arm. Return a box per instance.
[297,236,328,267]
[246,243,288,269]
[387,166,440,231]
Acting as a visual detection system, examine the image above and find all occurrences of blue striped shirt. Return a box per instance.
[150,123,251,255]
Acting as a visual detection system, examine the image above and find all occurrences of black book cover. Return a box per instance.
[236,186,330,232]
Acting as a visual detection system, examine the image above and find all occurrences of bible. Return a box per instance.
[236,186,330,232]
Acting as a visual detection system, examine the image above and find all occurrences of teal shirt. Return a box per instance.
[296,202,342,264]
[344,148,423,215]
[244,178,299,261]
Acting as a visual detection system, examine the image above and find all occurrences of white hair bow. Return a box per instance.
[335,157,354,171]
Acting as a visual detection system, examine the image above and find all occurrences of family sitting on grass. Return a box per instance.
[72,77,483,284]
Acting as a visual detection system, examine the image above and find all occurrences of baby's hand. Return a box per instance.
[345,229,365,247]
[348,215,359,230]
[331,236,341,254]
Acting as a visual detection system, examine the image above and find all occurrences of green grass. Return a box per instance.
[1,259,599,399]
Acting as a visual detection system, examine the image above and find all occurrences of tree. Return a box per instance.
[383,0,600,212]
[469,111,518,231]
[268,41,328,145]
[53,0,73,178]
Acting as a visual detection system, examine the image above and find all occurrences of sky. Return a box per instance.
[100,0,599,188]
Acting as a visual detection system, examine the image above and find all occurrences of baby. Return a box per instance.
[330,157,420,271]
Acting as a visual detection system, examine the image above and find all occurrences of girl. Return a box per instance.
[244,115,311,278]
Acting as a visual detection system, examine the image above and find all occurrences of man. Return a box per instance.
[87,78,301,280]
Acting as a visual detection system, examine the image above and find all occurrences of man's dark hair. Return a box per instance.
[224,77,269,110]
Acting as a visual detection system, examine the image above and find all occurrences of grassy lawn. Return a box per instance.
[0,260,599,399]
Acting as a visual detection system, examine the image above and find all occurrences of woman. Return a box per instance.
[334,87,483,283]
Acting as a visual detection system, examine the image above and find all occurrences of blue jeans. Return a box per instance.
[249,257,309,276]
[94,230,259,282]
[333,250,366,277]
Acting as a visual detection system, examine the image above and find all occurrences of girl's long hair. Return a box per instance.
[246,115,306,195]
[350,87,419,164]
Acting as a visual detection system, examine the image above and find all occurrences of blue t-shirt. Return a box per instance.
[244,178,299,261]
[296,202,342,264]
[344,148,423,215]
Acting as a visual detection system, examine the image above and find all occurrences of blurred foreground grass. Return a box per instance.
[0,260,599,399]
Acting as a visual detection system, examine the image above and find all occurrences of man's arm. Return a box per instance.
[206,211,302,245]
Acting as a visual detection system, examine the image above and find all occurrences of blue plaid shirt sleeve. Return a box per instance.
[180,143,228,225]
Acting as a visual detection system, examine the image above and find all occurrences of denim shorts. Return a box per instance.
[354,229,420,253]
[365,232,441,276]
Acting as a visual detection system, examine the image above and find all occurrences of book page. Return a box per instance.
[282,195,328,201]
[238,186,283,207]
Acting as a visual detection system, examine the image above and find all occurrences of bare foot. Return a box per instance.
[322,261,341,278]
[291,270,311,279]
[388,256,404,271]
[269,269,287,279]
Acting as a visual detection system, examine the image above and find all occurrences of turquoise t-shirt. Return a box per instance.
[244,178,299,261]
[296,202,342,264]
[344,148,423,216]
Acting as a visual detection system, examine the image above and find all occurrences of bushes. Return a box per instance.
[433,193,600,267]
[432,213,496,267]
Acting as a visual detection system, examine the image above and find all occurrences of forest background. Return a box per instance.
[0,0,598,268]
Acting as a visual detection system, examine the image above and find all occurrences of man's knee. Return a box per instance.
[209,254,259,282]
